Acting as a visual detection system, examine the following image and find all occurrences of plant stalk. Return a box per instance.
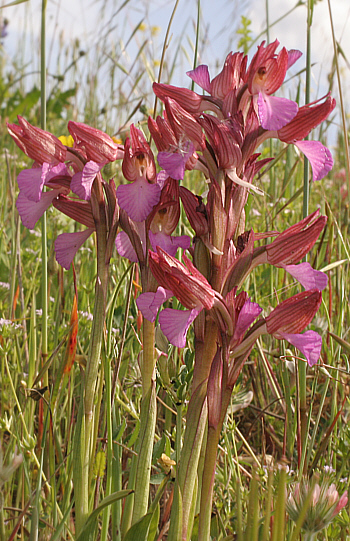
[131,318,156,523]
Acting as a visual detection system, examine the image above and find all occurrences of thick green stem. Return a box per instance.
[132,381,157,523]
[168,322,218,541]
[140,319,156,397]
[131,318,157,523]
[197,426,220,540]
[197,375,233,541]
[74,186,109,534]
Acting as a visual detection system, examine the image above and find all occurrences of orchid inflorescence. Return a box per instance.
[8,40,333,367]
[8,39,337,538]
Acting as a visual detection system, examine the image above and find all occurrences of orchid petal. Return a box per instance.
[17,166,46,202]
[117,177,161,222]
[136,287,173,322]
[55,228,94,270]
[115,231,138,262]
[258,93,298,131]
[157,151,187,180]
[281,330,322,367]
[287,49,302,69]
[71,161,103,200]
[16,189,60,229]
[47,162,70,179]
[156,170,169,190]
[149,232,191,257]
[186,64,211,93]
[158,141,194,181]
[234,299,262,341]
[17,162,68,202]
[159,307,200,348]
[294,140,333,181]
[283,262,328,291]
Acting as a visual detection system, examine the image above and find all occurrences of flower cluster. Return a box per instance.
[287,476,348,535]
[7,117,123,270]
[8,40,334,369]
[136,40,332,371]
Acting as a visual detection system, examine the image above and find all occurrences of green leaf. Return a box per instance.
[0,0,29,7]
[113,417,127,442]
[126,419,140,447]
[320,259,348,272]
[329,332,350,354]
[49,500,74,541]
[150,473,166,485]
[123,513,153,541]
[147,503,160,541]
[76,490,133,541]
[152,433,166,461]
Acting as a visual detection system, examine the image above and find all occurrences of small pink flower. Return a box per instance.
[287,477,348,534]
[117,125,160,222]
[247,40,299,130]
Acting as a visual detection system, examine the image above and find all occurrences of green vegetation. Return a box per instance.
[0,1,350,540]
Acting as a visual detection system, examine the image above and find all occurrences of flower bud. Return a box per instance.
[68,121,123,163]
[8,116,66,164]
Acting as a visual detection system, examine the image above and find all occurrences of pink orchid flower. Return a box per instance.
[117,125,161,222]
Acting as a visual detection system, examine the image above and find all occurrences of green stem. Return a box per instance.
[131,318,157,524]
[40,0,48,367]
[100,354,113,541]
[197,426,220,540]
[0,494,6,541]
[132,381,157,524]
[168,322,218,541]
[326,0,350,202]
[140,319,156,397]
[74,184,109,534]
[152,0,180,120]
[299,0,313,472]
[191,0,201,92]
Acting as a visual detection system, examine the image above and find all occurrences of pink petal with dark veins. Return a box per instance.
[258,93,298,131]
[186,64,211,93]
[117,177,161,222]
[280,330,322,367]
[55,228,94,270]
[294,140,333,181]
[159,307,200,348]
[283,262,328,291]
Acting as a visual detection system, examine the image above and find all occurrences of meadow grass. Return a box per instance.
[0,1,350,540]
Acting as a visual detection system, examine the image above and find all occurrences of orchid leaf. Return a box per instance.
[76,490,133,541]
[328,332,350,354]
